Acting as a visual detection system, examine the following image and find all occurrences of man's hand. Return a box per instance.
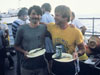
[23,51,29,58]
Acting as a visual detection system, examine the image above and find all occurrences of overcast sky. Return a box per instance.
[0,0,100,16]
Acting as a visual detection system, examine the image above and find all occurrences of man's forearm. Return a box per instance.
[14,45,26,54]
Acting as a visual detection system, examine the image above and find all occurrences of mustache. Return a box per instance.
[29,17,40,21]
[29,17,40,24]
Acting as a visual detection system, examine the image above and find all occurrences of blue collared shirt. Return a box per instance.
[41,12,55,23]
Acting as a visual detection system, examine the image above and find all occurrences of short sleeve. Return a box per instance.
[75,29,84,45]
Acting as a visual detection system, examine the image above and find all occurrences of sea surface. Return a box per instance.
[1,17,100,45]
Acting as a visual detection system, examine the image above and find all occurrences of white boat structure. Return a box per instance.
[0,9,19,18]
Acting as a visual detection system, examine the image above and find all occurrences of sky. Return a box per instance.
[0,0,100,16]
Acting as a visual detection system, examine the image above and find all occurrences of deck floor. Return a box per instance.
[4,54,100,75]
[5,55,17,75]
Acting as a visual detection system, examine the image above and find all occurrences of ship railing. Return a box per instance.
[79,17,100,37]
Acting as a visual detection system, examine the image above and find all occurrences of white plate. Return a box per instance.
[26,48,46,58]
[52,53,74,62]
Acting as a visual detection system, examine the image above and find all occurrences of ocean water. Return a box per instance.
[1,17,100,45]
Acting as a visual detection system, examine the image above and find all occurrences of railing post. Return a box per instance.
[92,17,94,35]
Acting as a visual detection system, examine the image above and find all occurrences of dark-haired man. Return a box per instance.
[14,5,48,75]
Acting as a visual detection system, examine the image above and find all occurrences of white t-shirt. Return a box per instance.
[0,23,8,36]
[0,23,8,30]
[71,19,84,29]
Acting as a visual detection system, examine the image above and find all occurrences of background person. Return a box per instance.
[12,7,28,75]
[0,29,6,75]
[0,19,14,70]
[12,7,28,39]
[71,12,87,35]
[41,3,55,74]
[41,3,55,24]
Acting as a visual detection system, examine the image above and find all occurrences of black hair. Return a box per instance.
[41,3,51,12]
[28,5,42,16]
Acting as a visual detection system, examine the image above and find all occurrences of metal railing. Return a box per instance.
[7,17,100,46]
[79,17,100,36]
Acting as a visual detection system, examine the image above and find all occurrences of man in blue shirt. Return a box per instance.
[41,3,55,74]
[41,3,55,24]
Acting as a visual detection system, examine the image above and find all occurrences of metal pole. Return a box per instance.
[92,17,95,35]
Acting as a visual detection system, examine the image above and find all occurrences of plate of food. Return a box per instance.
[26,48,46,58]
[52,53,74,62]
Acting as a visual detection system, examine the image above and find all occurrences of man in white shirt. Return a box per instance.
[71,12,87,35]
[12,7,28,39]
[41,3,55,24]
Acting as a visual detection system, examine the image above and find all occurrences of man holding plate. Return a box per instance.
[14,5,48,75]
[47,5,88,75]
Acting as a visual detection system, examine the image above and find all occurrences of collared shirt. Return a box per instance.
[41,12,55,53]
[41,12,55,23]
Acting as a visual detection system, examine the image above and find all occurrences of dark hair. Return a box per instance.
[28,5,42,16]
[72,12,75,18]
[41,3,51,12]
[17,7,28,17]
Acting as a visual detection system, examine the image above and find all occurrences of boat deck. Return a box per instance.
[5,55,17,75]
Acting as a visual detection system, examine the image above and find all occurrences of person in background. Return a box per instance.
[41,3,55,24]
[71,12,87,35]
[0,29,6,75]
[14,5,48,75]
[0,22,9,38]
[47,5,88,75]
[12,7,28,75]
[0,18,14,70]
[12,7,28,38]
[41,3,55,74]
